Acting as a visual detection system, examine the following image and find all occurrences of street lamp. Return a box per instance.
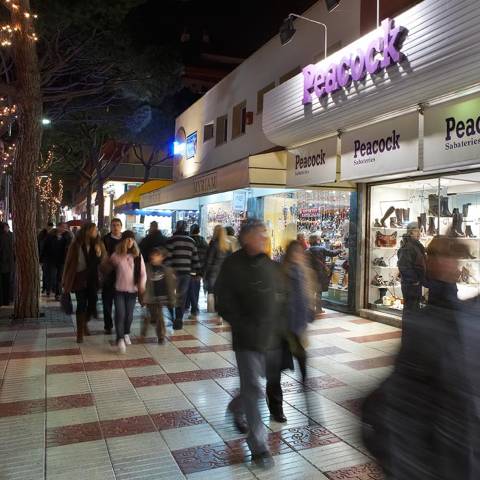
[280,14,328,60]
[41,117,51,126]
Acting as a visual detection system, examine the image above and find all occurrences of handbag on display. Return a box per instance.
[60,292,73,315]
[375,231,397,248]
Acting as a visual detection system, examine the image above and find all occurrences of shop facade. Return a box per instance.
[262,0,480,322]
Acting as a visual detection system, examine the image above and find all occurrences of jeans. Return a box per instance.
[75,288,97,317]
[47,263,63,296]
[114,291,137,342]
[102,284,115,330]
[142,304,166,340]
[229,350,268,455]
[186,275,201,315]
[170,274,191,325]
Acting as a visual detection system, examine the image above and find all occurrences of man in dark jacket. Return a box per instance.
[165,220,200,329]
[139,221,166,262]
[0,222,13,306]
[397,222,426,310]
[38,222,54,294]
[216,219,281,469]
[102,218,123,334]
[185,224,208,320]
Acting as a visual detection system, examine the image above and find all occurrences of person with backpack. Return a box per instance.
[307,234,342,313]
[109,230,146,353]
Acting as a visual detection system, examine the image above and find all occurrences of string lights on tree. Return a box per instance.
[36,174,63,219]
[0,0,38,46]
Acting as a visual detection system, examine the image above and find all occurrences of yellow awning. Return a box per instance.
[114,180,173,208]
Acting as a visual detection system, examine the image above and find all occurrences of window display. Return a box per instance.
[369,174,480,314]
[201,202,246,239]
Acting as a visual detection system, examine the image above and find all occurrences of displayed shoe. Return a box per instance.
[117,339,127,354]
[427,217,437,236]
[374,218,381,228]
[402,208,410,224]
[373,257,388,267]
[463,203,471,218]
[395,208,403,227]
[460,266,478,284]
[428,194,439,216]
[380,206,396,228]
[389,217,398,229]
[371,274,385,287]
[252,451,274,470]
[465,225,476,238]
[440,196,453,217]
[452,209,465,237]
[124,334,132,345]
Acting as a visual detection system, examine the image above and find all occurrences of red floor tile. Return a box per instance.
[168,370,212,383]
[280,425,340,451]
[309,346,348,357]
[350,318,373,325]
[172,442,242,475]
[100,415,156,438]
[206,367,238,379]
[129,374,172,388]
[345,356,395,370]
[227,431,292,458]
[46,332,75,338]
[7,348,81,360]
[210,326,231,333]
[308,327,349,335]
[0,398,45,417]
[83,360,124,371]
[122,358,157,368]
[179,346,214,354]
[47,363,85,374]
[0,340,13,347]
[168,334,197,342]
[326,462,384,479]
[305,375,346,390]
[316,312,348,319]
[47,421,103,447]
[151,409,206,430]
[347,331,401,343]
[47,393,95,411]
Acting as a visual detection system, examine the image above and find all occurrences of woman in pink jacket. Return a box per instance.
[110,230,146,353]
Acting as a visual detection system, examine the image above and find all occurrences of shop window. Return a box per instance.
[232,101,247,139]
[368,173,480,316]
[215,114,228,146]
[279,66,300,84]
[203,123,214,142]
[257,82,275,114]
[313,41,342,64]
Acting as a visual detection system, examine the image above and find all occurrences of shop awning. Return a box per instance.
[114,180,172,213]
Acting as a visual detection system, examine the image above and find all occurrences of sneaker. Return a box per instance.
[252,451,274,470]
[117,339,126,354]
[124,334,132,345]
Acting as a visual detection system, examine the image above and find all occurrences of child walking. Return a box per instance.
[141,247,176,344]
[109,230,146,353]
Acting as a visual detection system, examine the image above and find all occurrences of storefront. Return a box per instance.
[261,0,480,322]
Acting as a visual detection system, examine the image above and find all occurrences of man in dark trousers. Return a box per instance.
[165,220,200,330]
[216,219,282,470]
[139,221,166,262]
[102,218,123,334]
[186,224,208,320]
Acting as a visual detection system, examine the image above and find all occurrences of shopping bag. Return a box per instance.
[207,293,216,313]
[60,292,73,315]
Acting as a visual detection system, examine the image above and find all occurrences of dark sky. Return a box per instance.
[128,0,319,58]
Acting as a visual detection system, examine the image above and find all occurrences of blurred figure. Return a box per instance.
[397,222,426,310]
[63,223,106,343]
[38,221,54,294]
[217,219,281,469]
[308,234,341,313]
[102,218,123,334]
[205,225,231,313]
[297,232,309,250]
[363,236,479,479]
[186,224,208,320]
[139,221,166,262]
[140,247,176,344]
[225,226,240,253]
[109,231,146,354]
[166,220,200,330]
[0,222,13,306]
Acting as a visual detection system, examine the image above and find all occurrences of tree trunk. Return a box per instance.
[86,179,92,222]
[11,0,43,319]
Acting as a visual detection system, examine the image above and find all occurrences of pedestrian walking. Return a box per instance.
[38,222,54,294]
[140,247,176,344]
[109,230,146,353]
[102,218,123,334]
[186,224,208,320]
[225,226,240,253]
[204,225,231,312]
[139,221,166,262]
[165,220,200,330]
[216,219,282,469]
[0,222,13,306]
[62,223,106,343]
[42,223,71,300]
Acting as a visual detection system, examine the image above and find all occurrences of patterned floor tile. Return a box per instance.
[169,369,213,383]
[47,393,95,411]
[100,415,156,438]
[305,375,347,391]
[47,421,103,447]
[151,408,206,430]
[130,374,172,387]
[0,398,45,417]
[325,462,384,479]
[280,425,340,451]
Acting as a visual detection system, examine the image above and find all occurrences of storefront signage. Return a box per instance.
[233,190,247,212]
[287,137,337,187]
[424,95,480,172]
[186,131,197,159]
[302,18,406,105]
[341,112,418,181]
[193,172,217,195]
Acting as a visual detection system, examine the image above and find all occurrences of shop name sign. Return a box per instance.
[424,96,480,172]
[353,130,400,160]
[287,137,337,187]
[193,172,217,195]
[302,18,406,105]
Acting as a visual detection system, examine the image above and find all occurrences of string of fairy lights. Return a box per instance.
[0,0,38,46]
[36,175,63,217]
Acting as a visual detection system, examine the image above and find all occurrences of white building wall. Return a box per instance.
[174,0,361,180]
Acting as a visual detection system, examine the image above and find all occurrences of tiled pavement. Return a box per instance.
[0,298,401,480]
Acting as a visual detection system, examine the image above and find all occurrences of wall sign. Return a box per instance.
[424,95,480,172]
[302,18,406,105]
[186,131,197,159]
[341,112,419,181]
[287,137,337,186]
[193,172,218,195]
[233,190,247,212]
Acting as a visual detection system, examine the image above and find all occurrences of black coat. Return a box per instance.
[139,231,166,261]
[42,231,71,266]
[216,249,286,352]
[397,236,426,287]
[0,231,13,273]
